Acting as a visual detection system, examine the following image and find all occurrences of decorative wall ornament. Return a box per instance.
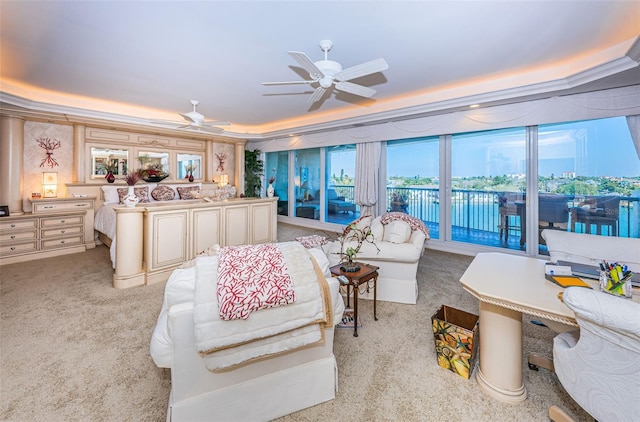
[215,152,227,172]
[37,137,61,168]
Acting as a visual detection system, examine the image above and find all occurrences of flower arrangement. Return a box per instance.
[184,163,197,174]
[125,169,143,186]
[269,176,276,185]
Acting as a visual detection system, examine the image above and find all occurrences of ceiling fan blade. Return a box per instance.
[197,125,225,134]
[334,58,389,82]
[203,120,230,126]
[288,51,323,80]
[308,86,327,104]
[179,112,197,123]
[334,81,377,98]
[262,80,314,85]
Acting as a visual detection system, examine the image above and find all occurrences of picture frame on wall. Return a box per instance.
[0,205,9,217]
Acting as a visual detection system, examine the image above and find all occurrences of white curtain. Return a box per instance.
[626,115,640,160]
[355,142,381,217]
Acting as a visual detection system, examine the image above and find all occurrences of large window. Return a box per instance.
[325,145,358,224]
[538,117,640,253]
[451,128,526,248]
[294,148,321,220]
[387,137,440,239]
[265,151,289,216]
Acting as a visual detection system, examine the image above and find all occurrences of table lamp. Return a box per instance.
[42,172,58,198]
[301,181,309,201]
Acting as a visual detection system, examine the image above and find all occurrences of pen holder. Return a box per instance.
[599,270,632,298]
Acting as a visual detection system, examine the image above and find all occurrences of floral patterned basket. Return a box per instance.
[431,305,479,379]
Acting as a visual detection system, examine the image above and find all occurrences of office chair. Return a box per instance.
[549,287,640,422]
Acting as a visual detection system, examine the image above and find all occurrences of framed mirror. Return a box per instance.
[138,151,169,181]
[90,147,128,180]
[177,153,202,180]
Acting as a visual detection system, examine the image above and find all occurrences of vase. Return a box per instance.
[123,186,139,208]
[105,171,115,183]
[188,172,194,183]
[267,183,275,198]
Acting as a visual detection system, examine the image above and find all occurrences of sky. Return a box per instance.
[333,116,639,179]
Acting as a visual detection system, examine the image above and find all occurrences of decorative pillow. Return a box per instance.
[176,186,200,199]
[169,183,203,200]
[116,187,150,204]
[295,235,328,249]
[307,247,331,277]
[343,215,372,235]
[151,185,175,201]
[382,220,412,244]
[101,185,122,204]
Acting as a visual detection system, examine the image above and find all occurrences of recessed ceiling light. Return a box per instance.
[469,104,480,108]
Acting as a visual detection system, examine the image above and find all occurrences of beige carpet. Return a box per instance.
[0,223,591,422]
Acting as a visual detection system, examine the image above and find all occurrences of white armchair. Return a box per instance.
[324,213,428,304]
[549,287,640,422]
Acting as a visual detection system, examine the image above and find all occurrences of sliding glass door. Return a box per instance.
[450,128,526,249]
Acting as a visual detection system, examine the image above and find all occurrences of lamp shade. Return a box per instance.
[219,174,229,186]
[42,172,58,198]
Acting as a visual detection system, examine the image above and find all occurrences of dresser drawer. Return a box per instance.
[0,230,38,243]
[0,241,38,255]
[0,219,38,231]
[41,235,84,250]
[33,201,92,213]
[41,225,82,238]
[40,216,83,228]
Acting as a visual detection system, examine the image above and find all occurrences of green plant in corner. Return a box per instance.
[244,149,264,197]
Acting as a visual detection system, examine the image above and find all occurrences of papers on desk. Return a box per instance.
[545,274,592,289]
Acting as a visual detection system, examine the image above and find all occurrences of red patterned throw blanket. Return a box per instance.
[380,212,431,239]
[217,244,295,320]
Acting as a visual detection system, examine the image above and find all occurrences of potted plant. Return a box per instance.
[244,149,264,197]
[337,220,379,272]
[184,163,197,182]
[99,160,118,183]
[122,169,143,207]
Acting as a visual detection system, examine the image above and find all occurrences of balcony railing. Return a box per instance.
[332,185,639,239]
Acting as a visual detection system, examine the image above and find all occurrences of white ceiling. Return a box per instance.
[1,1,639,140]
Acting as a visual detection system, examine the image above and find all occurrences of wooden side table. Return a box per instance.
[330,263,379,337]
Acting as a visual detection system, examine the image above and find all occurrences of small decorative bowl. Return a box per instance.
[142,174,169,183]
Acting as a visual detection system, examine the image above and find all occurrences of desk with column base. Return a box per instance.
[460,252,639,403]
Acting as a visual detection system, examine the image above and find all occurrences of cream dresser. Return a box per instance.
[0,197,95,265]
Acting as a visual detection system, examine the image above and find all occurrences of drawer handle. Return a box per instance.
[10,224,16,228]
[10,247,15,251]
[61,230,66,234]
[10,235,16,239]
[44,206,54,209]
[60,240,65,244]
[60,220,65,223]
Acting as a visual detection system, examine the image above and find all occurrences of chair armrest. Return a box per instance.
[563,287,640,337]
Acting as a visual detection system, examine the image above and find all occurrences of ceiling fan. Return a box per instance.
[152,100,229,133]
[262,40,389,104]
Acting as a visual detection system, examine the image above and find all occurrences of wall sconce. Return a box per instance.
[42,172,58,198]
[219,174,229,186]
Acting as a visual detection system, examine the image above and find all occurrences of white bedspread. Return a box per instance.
[94,204,118,268]
[193,242,330,369]
[150,245,344,370]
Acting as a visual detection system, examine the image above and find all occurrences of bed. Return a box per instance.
[92,183,278,288]
[150,242,345,421]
